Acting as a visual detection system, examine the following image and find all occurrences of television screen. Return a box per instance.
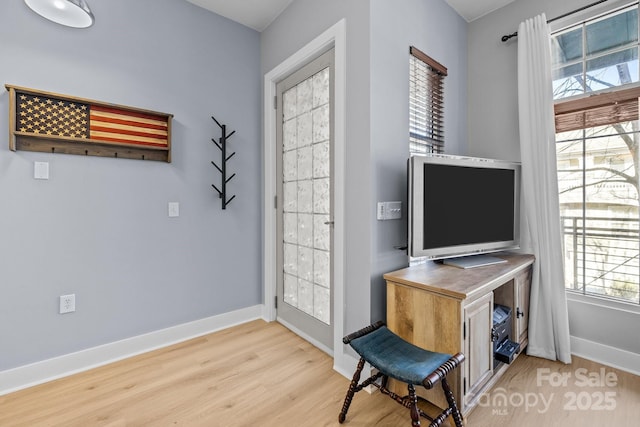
[423,164,515,248]
[409,155,520,261]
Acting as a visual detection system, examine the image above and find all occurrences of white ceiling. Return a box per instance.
[185,0,515,32]
[185,0,294,32]
[445,0,516,22]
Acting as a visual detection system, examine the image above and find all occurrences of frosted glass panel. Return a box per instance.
[297,112,313,148]
[283,150,297,182]
[314,249,330,288]
[313,68,330,108]
[283,118,297,151]
[283,243,297,276]
[313,142,330,178]
[283,182,297,213]
[281,66,332,325]
[313,178,330,214]
[297,79,313,114]
[284,274,298,306]
[314,214,330,251]
[298,279,314,315]
[283,213,297,244]
[298,246,313,282]
[313,105,330,143]
[298,180,313,213]
[283,87,297,120]
[298,213,313,247]
[297,146,313,180]
[313,285,330,324]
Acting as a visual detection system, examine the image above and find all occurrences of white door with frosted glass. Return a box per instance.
[276,49,334,351]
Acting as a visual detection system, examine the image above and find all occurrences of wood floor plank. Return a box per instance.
[1,320,638,426]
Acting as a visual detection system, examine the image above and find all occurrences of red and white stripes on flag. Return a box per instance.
[89,105,169,148]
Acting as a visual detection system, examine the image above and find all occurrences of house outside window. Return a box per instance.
[552,2,640,304]
[409,46,447,155]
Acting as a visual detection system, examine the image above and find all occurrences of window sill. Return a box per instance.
[566,291,640,315]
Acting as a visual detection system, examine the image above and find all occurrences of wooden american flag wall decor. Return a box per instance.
[5,84,173,162]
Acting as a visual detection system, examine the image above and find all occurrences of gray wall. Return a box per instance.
[468,0,640,356]
[0,0,261,370]
[467,0,589,161]
[261,0,373,335]
[369,0,467,321]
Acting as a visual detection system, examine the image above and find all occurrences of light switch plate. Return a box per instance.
[34,161,49,180]
[377,201,402,220]
[386,201,402,220]
[168,202,180,217]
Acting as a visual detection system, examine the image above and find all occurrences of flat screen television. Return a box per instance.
[408,154,521,268]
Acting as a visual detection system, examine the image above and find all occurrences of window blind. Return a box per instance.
[409,46,447,154]
[555,86,640,132]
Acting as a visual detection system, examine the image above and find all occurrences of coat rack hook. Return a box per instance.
[211,115,223,129]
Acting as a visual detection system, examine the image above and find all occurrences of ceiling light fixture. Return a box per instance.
[24,0,94,28]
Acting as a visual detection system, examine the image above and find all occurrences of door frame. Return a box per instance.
[263,20,346,364]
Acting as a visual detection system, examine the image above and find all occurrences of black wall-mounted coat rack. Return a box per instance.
[210,116,236,209]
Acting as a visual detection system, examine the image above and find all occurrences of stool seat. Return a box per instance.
[350,326,452,386]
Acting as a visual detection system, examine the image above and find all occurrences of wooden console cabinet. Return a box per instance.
[383,253,534,416]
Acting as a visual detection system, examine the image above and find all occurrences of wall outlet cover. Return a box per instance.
[377,201,402,220]
[59,294,75,314]
[34,161,49,180]
[168,202,180,217]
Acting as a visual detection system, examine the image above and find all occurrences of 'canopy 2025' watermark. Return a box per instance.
[478,367,618,415]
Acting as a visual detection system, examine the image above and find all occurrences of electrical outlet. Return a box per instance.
[59,294,76,314]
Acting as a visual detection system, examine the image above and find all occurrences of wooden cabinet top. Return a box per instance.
[383,253,534,301]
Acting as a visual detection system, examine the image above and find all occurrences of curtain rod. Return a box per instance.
[500,0,609,42]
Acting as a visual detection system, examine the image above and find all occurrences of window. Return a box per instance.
[551,4,639,98]
[409,46,447,154]
[552,3,640,304]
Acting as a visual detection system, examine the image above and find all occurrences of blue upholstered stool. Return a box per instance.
[339,321,465,427]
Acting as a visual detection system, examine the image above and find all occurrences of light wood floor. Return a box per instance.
[1,320,638,426]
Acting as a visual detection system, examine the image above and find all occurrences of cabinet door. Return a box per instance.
[463,292,493,405]
[515,267,532,344]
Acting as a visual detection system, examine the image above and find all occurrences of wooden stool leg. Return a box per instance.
[338,357,365,423]
[407,384,421,427]
[441,377,464,427]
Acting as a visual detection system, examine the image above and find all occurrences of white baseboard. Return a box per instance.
[0,305,264,396]
[571,335,640,376]
[333,352,360,380]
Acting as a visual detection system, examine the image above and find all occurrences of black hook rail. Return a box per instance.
[210,115,236,209]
